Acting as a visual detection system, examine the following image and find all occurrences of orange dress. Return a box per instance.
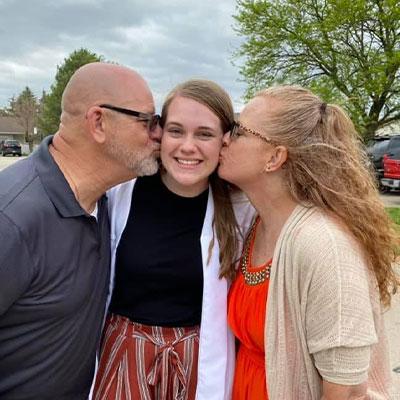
[228,218,269,400]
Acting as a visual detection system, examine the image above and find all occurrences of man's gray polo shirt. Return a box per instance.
[0,137,110,399]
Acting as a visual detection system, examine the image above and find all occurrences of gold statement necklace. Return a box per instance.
[241,217,271,286]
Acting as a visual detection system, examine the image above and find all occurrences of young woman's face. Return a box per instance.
[161,96,224,196]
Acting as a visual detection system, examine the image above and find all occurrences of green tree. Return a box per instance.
[38,48,102,136]
[234,0,400,139]
[36,90,47,139]
[10,87,39,152]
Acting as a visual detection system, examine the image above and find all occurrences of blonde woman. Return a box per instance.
[219,85,398,399]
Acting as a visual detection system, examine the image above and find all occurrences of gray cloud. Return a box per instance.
[0,0,246,111]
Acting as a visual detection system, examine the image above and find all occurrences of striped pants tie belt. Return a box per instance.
[93,314,200,400]
[136,328,198,400]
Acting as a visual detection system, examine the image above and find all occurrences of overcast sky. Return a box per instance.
[0,0,247,112]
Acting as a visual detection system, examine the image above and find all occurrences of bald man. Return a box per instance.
[0,63,161,400]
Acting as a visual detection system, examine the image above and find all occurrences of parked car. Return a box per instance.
[0,139,22,157]
[381,151,400,190]
[366,135,400,189]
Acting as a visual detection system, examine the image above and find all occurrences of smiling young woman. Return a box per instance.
[92,79,254,400]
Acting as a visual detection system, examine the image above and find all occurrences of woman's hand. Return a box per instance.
[321,379,367,400]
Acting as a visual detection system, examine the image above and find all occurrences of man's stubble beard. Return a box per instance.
[135,155,159,176]
[108,135,159,176]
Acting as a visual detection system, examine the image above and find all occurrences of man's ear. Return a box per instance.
[264,145,288,172]
[86,106,107,144]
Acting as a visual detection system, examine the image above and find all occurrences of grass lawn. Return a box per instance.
[387,207,400,227]
[386,208,400,258]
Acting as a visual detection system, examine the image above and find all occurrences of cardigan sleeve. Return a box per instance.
[302,221,378,385]
[313,346,371,385]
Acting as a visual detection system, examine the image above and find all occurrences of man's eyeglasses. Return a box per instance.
[230,121,275,144]
[99,104,160,132]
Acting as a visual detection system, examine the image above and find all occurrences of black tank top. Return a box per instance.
[109,172,208,327]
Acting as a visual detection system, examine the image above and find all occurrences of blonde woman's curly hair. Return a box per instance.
[255,85,399,306]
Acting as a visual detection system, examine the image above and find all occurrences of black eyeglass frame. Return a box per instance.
[99,104,160,132]
[230,121,275,144]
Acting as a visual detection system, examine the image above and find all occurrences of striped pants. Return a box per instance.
[93,314,199,400]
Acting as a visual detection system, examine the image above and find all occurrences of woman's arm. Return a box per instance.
[321,380,367,400]
[303,221,379,396]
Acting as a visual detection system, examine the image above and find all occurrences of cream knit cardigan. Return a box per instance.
[265,205,392,399]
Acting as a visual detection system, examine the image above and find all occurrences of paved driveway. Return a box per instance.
[381,192,400,207]
[378,195,400,397]
[0,155,26,172]
[386,290,400,398]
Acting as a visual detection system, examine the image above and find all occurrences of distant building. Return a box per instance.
[0,116,25,143]
[376,122,400,136]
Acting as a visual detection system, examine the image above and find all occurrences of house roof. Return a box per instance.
[0,116,24,134]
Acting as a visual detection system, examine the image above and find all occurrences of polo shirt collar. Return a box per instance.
[33,136,88,218]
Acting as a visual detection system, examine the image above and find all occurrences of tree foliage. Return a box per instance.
[38,48,102,135]
[234,0,400,138]
[10,87,39,151]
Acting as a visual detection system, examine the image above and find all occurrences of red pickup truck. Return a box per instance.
[381,153,400,190]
